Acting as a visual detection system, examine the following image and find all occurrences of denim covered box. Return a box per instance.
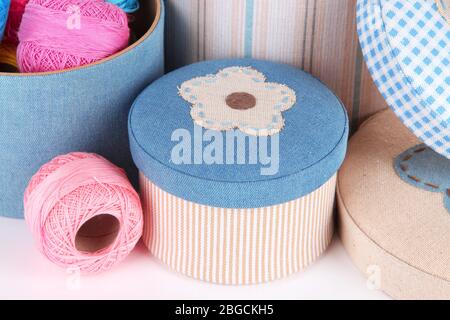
[338,109,450,299]
[0,0,164,218]
[357,0,450,159]
[129,59,349,284]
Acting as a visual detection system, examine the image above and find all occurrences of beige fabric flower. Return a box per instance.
[178,66,296,136]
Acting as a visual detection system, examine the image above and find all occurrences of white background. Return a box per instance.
[0,216,389,300]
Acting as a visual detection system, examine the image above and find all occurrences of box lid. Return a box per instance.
[129,59,348,208]
[357,0,450,159]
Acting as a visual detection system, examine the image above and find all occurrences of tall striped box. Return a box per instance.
[0,0,164,218]
[129,59,349,284]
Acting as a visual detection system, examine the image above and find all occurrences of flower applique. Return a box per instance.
[395,144,450,213]
[178,66,296,136]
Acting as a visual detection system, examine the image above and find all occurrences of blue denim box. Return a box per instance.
[0,0,164,219]
[129,59,349,284]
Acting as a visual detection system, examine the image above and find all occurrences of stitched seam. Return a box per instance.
[399,146,443,190]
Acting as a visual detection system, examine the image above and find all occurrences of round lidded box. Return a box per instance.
[0,0,164,218]
[338,109,450,299]
[129,59,349,284]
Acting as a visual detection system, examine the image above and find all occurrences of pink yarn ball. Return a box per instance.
[24,152,143,273]
[17,0,130,73]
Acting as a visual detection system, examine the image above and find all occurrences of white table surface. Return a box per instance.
[0,216,389,300]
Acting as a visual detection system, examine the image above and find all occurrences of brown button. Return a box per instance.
[226,92,256,110]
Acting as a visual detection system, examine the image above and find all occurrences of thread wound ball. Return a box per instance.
[24,152,143,273]
[17,0,130,73]
[106,0,139,13]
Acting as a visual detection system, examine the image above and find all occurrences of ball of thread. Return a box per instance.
[0,43,18,71]
[0,0,10,41]
[3,0,29,45]
[24,152,143,273]
[17,0,130,73]
[107,0,139,13]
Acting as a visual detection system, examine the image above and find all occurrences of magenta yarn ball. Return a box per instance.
[17,0,130,73]
[24,152,143,273]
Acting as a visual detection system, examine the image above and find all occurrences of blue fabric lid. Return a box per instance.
[129,59,348,208]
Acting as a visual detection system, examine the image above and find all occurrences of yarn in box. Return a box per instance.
[0,0,164,219]
[0,0,10,40]
[24,152,143,273]
[18,0,130,73]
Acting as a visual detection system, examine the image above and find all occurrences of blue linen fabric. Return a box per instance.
[129,59,349,208]
[0,0,165,219]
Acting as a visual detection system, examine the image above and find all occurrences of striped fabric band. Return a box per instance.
[140,173,336,285]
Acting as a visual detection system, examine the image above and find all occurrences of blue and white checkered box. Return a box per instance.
[357,0,450,159]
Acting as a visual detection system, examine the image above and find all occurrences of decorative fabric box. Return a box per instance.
[129,59,349,284]
[357,0,450,159]
[0,0,164,218]
[338,109,450,300]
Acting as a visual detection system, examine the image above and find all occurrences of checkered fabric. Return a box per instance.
[357,0,450,159]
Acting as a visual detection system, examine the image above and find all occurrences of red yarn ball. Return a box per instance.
[4,0,29,45]
[17,0,130,73]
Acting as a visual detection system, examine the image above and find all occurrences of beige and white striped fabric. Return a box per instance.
[165,0,387,131]
[140,173,336,285]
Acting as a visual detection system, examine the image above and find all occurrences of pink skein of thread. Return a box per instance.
[24,152,143,274]
[4,0,29,45]
[17,0,130,73]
